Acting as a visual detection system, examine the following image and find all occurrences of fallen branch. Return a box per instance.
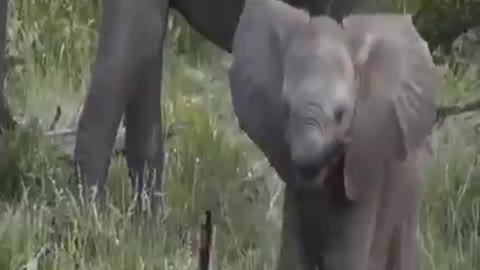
[436,98,480,123]
[43,102,126,158]
[44,128,125,158]
[44,129,77,137]
[40,95,480,161]
[437,99,480,119]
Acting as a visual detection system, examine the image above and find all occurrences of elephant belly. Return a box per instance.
[284,0,384,20]
[171,0,245,52]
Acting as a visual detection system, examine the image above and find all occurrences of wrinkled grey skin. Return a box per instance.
[229,1,439,269]
[0,0,381,213]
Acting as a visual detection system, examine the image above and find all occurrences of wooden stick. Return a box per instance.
[48,106,62,131]
[198,210,214,270]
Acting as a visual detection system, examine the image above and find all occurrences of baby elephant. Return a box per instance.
[228,0,439,269]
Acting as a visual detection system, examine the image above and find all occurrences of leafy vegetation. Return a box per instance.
[0,0,479,269]
[387,0,480,57]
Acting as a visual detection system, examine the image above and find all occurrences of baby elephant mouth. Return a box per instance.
[293,139,345,190]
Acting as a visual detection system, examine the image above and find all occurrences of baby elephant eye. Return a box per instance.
[333,107,345,123]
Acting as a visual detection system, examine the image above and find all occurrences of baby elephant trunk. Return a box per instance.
[290,133,345,188]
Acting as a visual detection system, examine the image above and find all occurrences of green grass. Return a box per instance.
[0,0,479,269]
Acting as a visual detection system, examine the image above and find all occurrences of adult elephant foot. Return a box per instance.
[73,0,169,217]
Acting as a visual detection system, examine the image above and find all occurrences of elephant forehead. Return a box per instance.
[286,40,352,81]
[332,79,356,103]
[285,75,354,111]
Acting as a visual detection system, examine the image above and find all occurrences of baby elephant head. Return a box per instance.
[281,17,357,188]
[282,15,439,195]
[229,0,439,199]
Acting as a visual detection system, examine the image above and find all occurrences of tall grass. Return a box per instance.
[0,0,478,269]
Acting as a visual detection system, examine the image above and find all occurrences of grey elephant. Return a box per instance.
[228,0,439,269]
[0,0,386,213]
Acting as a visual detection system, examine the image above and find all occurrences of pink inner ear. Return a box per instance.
[343,174,355,201]
[342,154,358,201]
[348,34,375,99]
[353,59,371,99]
[343,145,373,202]
[354,33,375,64]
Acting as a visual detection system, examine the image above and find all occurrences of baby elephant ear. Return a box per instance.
[341,14,440,201]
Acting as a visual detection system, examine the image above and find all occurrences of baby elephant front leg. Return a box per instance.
[276,188,316,270]
[280,187,378,270]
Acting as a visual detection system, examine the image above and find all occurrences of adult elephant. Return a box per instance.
[0,0,384,213]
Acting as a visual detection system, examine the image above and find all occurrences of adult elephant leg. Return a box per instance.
[74,0,168,209]
[124,26,167,217]
[0,0,14,133]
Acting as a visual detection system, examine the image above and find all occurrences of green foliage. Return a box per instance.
[0,120,73,202]
[419,74,480,270]
[0,0,478,269]
[6,0,100,90]
[412,0,480,53]
[383,0,480,65]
